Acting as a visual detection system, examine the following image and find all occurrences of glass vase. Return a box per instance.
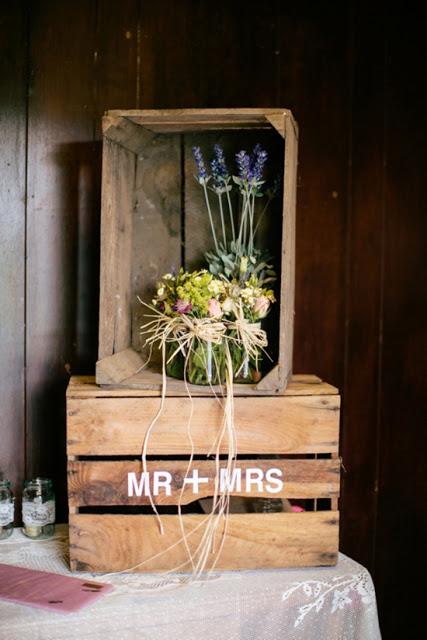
[166,339,225,385]
[187,339,225,385]
[230,324,263,384]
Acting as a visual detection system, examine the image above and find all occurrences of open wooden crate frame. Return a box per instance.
[67,374,340,572]
[96,108,298,394]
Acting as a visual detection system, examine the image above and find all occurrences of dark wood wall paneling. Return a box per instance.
[374,6,427,638]
[1,2,425,637]
[0,1,27,499]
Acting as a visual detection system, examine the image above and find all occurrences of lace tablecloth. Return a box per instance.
[0,525,381,640]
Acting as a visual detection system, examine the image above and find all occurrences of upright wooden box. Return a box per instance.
[96,108,298,393]
[67,375,340,573]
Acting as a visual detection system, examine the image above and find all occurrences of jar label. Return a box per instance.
[22,500,55,526]
[0,502,14,526]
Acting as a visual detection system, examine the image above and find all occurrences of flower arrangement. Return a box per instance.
[146,269,275,384]
[140,142,279,386]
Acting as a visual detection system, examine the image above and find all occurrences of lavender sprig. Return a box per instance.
[251,146,268,183]
[211,159,224,190]
[212,145,235,243]
[192,146,218,251]
[214,144,229,178]
[235,150,251,182]
[192,146,209,183]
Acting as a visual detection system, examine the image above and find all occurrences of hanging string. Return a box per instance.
[103,301,265,584]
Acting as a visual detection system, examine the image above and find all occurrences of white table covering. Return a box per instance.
[0,525,381,640]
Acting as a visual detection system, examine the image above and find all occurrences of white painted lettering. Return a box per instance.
[219,468,242,492]
[128,472,150,497]
[265,468,284,493]
[153,471,172,496]
[245,468,264,492]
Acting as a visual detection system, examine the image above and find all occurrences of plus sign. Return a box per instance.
[184,469,209,494]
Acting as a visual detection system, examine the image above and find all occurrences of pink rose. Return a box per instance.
[208,298,222,318]
[253,296,270,319]
[173,299,192,314]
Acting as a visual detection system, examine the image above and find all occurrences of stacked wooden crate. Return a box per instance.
[67,109,341,573]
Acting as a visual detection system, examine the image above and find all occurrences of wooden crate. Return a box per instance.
[67,375,340,573]
[96,108,298,393]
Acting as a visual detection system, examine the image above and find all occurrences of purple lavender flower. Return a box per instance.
[214,144,229,179]
[173,299,192,314]
[211,159,222,189]
[251,145,268,182]
[211,145,229,189]
[192,146,208,181]
[235,150,251,181]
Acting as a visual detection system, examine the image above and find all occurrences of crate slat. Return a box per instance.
[69,511,338,572]
[68,374,339,398]
[68,458,341,507]
[67,394,340,456]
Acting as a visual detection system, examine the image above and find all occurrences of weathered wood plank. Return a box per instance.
[131,132,181,358]
[69,511,339,572]
[280,112,298,385]
[66,393,340,455]
[67,374,339,397]
[67,458,340,506]
[26,0,96,506]
[96,348,144,385]
[98,139,135,359]
[0,2,26,495]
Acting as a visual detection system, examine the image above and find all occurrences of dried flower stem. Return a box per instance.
[202,183,219,252]
[226,188,235,243]
[217,193,227,246]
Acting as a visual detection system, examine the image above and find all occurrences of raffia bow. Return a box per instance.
[227,304,268,367]
[138,299,227,366]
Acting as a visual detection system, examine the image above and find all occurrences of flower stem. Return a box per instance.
[203,183,219,252]
[226,188,235,243]
[217,193,227,246]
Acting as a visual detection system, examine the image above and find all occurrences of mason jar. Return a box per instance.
[0,480,14,540]
[22,478,55,539]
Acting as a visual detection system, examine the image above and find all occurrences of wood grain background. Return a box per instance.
[0,1,425,637]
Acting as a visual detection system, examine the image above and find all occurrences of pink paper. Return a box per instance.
[0,563,113,614]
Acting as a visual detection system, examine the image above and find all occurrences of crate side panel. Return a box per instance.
[66,395,340,455]
[69,511,339,572]
[98,139,135,359]
[67,458,341,506]
[280,113,298,385]
[131,134,182,358]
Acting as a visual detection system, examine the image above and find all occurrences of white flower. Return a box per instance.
[163,273,173,280]
[253,295,270,318]
[157,287,165,297]
[222,297,234,313]
[331,587,352,613]
[208,280,224,296]
[230,284,241,298]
